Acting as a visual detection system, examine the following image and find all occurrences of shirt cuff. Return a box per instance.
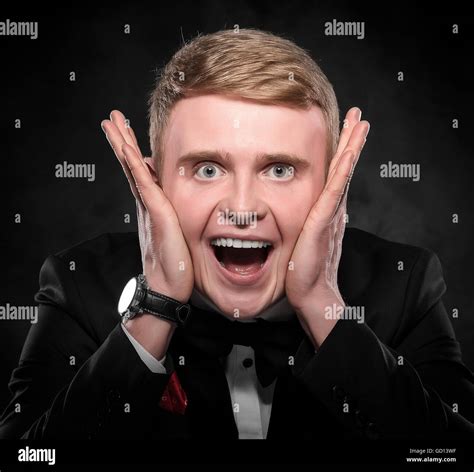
[121,323,167,374]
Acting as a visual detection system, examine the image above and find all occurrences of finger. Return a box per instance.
[332,184,348,226]
[335,107,361,158]
[102,120,143,201]
[143,156,161,187]
[328,107,361,177]
[103,110,144,164]
[127,126,142,156]
[101,119,126,161]
[122,143,166,212]
[102,118,146,170]
[113,110,143,159]
[110,110,138,152]
[327,120,369,184]
[322,126,359,228]
[352,121,370,166]
[333,155,354,217]
[323,119,369,222]
[329,209,346,285]
[308,150,354,227]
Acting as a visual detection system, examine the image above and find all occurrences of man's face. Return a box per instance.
[159,94,327,318]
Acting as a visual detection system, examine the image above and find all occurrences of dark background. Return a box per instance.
[1,2,473,412]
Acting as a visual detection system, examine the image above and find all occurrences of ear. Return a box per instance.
[144,157,160,185]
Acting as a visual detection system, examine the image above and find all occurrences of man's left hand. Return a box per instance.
[285,107,370,348]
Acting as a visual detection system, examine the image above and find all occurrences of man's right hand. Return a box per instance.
[101,110,194,360]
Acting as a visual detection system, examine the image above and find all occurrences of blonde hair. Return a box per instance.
[148,28,339,180]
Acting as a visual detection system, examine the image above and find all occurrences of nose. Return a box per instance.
[217,173,267,229]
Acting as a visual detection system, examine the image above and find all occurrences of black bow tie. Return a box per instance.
[176,304,305,387]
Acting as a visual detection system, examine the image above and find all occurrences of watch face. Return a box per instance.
[118,277,138,315]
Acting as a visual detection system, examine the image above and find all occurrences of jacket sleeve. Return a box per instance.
[0,255,180,439]
[292,248,474,439]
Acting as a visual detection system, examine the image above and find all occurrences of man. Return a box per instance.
[0,28,473,440]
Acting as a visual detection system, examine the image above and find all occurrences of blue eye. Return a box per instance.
[195,163,223,180]
[266,164,295,180]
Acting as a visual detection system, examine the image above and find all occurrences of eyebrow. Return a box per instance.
[176,150,311,169]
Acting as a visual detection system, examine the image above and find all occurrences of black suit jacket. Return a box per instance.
[1,228,473,440]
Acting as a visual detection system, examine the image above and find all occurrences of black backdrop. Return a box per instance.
[1,2,473,413]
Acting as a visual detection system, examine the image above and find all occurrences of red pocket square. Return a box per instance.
[159,371,188,415]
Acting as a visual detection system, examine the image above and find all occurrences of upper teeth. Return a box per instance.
[211,238,272,249]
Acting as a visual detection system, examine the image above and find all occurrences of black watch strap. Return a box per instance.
[138,275,192,326]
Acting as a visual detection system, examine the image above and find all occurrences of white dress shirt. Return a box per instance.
[122,289,295,439]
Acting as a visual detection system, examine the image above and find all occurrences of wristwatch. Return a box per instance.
[117,274,191,326]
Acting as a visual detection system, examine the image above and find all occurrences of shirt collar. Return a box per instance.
[189,288,295,322]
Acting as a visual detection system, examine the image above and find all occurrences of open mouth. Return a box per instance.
[210,238,272,276]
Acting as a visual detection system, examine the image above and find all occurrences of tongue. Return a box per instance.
[219,247,267,274]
